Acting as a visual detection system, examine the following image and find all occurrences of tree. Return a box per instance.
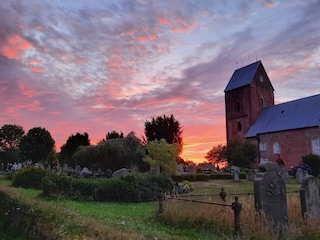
[106,130,124,140]
[205,144,228,166]
[143,138,179,175]
[207,140,258,169]
[59,132,90,167]
[0,124,25,150]
[96,132,147,171]
[72,145,99,168]
[144,114,183,154]
[19,127,55,163]
[302,154,320,177]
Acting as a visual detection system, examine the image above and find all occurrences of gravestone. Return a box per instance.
[280,168,290,184]
[230,166,240,181]
[112,168,129,178]
[296,168,303,183]
[300,176,320,219]
[254,162,288,228]
[248,169,255,181]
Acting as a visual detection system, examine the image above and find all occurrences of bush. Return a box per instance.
[302,154,320,177]
[172,174,210,182]
[12,166,48,189]
[41,172,174,202]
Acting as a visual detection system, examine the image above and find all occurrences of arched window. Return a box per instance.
[237,122,242,132]
[312,138,320,155]
[273,142,280,154]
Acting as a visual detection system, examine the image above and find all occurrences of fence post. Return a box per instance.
[158,192,164,214]
[232,196,242,236]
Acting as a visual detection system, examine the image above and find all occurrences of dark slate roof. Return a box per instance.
[224,60,261,92]
[246,94,320,137]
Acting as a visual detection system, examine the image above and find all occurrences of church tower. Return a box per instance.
[224,61,274,143]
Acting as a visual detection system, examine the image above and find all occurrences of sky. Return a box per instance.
[0,0,319,163]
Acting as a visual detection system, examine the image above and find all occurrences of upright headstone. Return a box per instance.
[300,176,320,219]
[248,169,255,181]
[231,166,240,182]
[296,168,303,183]
[254,162,288,228]
[280,168,290,184]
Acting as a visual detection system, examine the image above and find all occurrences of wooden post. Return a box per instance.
[158,192,164,214]
[232,196,242,236]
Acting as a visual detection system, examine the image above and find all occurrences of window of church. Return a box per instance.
[260,75,264,82]
[237,122,242,132]
[260,158,269,164]
[312,138,320,155]
[259,142,267,151]
[261,96,265,107]
[273,142,280,154]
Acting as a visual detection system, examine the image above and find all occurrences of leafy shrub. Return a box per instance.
[172,174,209,182]
[291,162,312,177]
[12,166,48,189]
[209,173,233,180]
[41,173,72,198]
[41,172,174,202]
[302,154,320,177]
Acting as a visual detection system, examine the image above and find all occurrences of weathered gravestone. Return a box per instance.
[248,169,255,181]
[296,168,304,183]
[300,176,320,219]
[230,165,240,182]
[254,162,288,228]
[112,168,129,178]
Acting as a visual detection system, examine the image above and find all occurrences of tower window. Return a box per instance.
[237,122,242,132]
[261,96,265,107]
[312,138,320,155]
[260,75,264,82]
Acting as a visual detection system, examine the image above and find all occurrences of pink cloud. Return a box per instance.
[138,34,158,42]
[30,67,44,73]
[172,23,197,33]
[158,17,171,25]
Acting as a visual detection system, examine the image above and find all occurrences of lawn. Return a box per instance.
[0,177,303,240]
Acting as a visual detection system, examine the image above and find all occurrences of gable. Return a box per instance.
[246,94,320,137]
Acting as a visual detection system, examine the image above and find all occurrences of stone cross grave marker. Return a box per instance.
[254,162,288,228]
[300,176,320,219]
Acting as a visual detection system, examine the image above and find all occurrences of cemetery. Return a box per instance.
[0,162,320,240]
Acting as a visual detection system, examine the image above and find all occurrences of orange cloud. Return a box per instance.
[172,23,197,33]
[158,17,171,25]
[30,67,44,73]
[138,34,158,42]
[29,59,44,65]
[28,100,44,112]
[1,34,32,59]
[19,83,35,98]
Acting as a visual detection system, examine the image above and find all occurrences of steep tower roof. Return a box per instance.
[224,60,274,92]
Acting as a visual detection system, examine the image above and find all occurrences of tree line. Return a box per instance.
[0,114,183,174]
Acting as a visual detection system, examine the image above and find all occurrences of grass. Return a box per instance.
[1,177,317,240]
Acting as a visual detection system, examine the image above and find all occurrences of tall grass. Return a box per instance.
[160,192,320,240]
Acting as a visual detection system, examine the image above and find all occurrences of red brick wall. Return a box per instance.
[254,127,320,169]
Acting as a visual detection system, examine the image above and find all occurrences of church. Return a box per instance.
[224,60,320,170]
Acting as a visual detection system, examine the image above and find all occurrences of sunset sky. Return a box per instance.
[0,0,319,163]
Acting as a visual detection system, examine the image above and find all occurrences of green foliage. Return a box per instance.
[106,130,124,140]
[41,173,174,202]
[143,139,178,175]
[59,132,90,167]
[19,127,55,163]
[144,114,183,154]
[0,124,25,150]
[302,154,320,177]
[208,140,258,168]
[12,166,48,189]
[172,174,210,182]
